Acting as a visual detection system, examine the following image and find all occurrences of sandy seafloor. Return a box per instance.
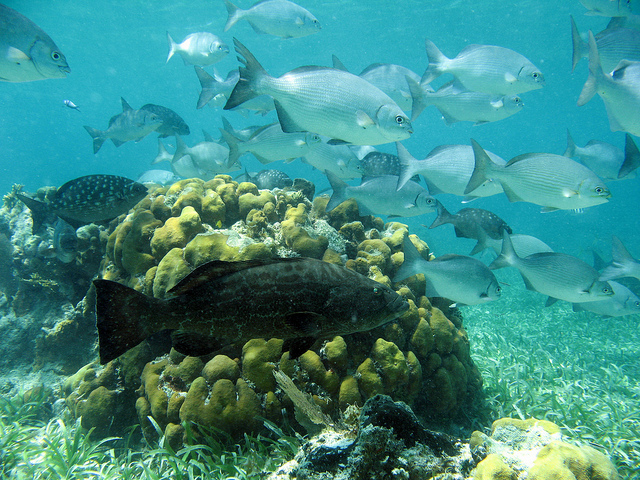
[1,0,639,477]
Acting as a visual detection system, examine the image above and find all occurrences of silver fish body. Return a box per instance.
[136,169,182,186]
[396,142,505,199]
[578,31,640,136]
[573,280,640,317]
[223,0,321,38]
[301,140,364,179]
[485,233,554,258]
[325,172,436,218]
[490,232,614,305]
[84,98,163,153]
[0,4,69,82]
[466,139,611,211]
[394,236,501,306]
[173,134,236,175]
[421,39,544,95]
[220,122,321,165]
[195,67,239,109]
[166,32,228,66]
[224,39,413,146]
[63,99,80,111]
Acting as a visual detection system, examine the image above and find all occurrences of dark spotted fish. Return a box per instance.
[17,174,148,230]
[360,151,402,177]
[428,200,512,255]
[140,103,190,138]
[238,169,293,189]
[94,257,409,364]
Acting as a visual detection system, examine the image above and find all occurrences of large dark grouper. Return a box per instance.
[94,258,409,364]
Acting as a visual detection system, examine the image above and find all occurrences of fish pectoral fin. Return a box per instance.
[274,101,304,133]
[540,206,559,213]
[561,187,578,198]
[6,46,30,62]
[283,336,317,359]
[490,99,504,108]
[504,72,517,83]
[295,16,304,26]
[356,110,376,128]
[112,139,126,148]
[171,330,228,357]
[284,312,324,336]
[544,297,559,307]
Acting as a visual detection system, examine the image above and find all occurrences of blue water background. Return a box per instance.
[1,0,637,261]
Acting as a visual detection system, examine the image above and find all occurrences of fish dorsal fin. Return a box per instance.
[168,257,292,295]
[287,65,339,75]
[332,55,348,71]
[505,153,542,166]
[202,129,215,142]
[248,122,279,140]
[121,98,133,111]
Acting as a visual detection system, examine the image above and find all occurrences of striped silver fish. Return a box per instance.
[224,39,413,146]
[466,139,611,212]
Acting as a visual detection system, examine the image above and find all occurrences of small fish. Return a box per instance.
[579,0,638,17]
[564,130,640,180]
[195,67,239,109]
[52,218,78,263]
[578,31,640,137]
[152,140,209,179]
[220,122,321,165]
[395,142,505,199]
[136,169,181,186]
[237,169,293,189]
[223,0,321,39]
[301,140,364,179]
[421,39,544,95]
[571,16,640,73]
[490,232,614,306]
[394,235,501,307]
[0,4,69,82]
[599,236,640,282]
[409,78,524,124]
[84,98,163,153]
[140,104,190,138]
[224,39,413,146]
[325,172,436,218]
[466,139,611,212]
[573,280,640,317]
[94,257,409,363]
[484,233,554,258]
[166,32,229,66]
[17,175,148,230]
[428,200,512,255]
[332,56,423,114]
[63,99,80,111]
[173,133,237,175]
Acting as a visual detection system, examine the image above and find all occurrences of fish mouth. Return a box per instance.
[389,295,410,314]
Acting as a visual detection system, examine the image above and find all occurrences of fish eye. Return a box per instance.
[496,286,502,293]
[532,72,539,79]
[395,115,405,125]
[373,286,382,296]
[635,301,640,308]
[51,51,61,61]
[603,286,612,294]
[595,186,605,194]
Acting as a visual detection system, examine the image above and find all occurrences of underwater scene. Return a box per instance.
[1,0,640,478]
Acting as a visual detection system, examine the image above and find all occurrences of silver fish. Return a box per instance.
[573,280,640,317]
[564,130,640,180]
[599,236,640,281]
[485,233,554,258]
[223,0,321,38]
[166,32,228,66]
[466,139,611,212]
[578,31,640,136]
[394,235,501,307]
[410,78,524,125]
[63,99,80,111]
[332,55,422,114]
[173,133,236,175]
[224,39,413,146]
[396,142,505,199]
[571,16,640,73]
[153,140,210,179]
[490,232,614,306]
[83,98,162,153]
[325,172,436,218]
[421,39,544,95]
[428,200,512,255]
[136,169,181,186]
[220,122,321,165]
[195,67,238,109]
[579,0,639,17]
[0,4,69,82]
[301,140,364,179]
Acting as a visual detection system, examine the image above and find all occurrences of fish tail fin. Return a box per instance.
[223,0,243,32]
[563,129,577,157]
[428,199,452,229]
[421,39,447,85]
[394,235,427,282]
[224,39,267,110]
[219,128,241,167]
[488,231,518,270]
[618,134,640,178]
[406,76,426,122]
[599,235,633,281]
[325,170,348,212]
[577,31,601,107]
[94,279,165,364]
[166,31,178,63]
[83,125,106,154]
[395,142,419,191]
[465,139,494,194]
[570,16,586,72]
[173,135,188,161]
[16,193,50,232]
[194,66,215,109]
[153,139,171,164]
